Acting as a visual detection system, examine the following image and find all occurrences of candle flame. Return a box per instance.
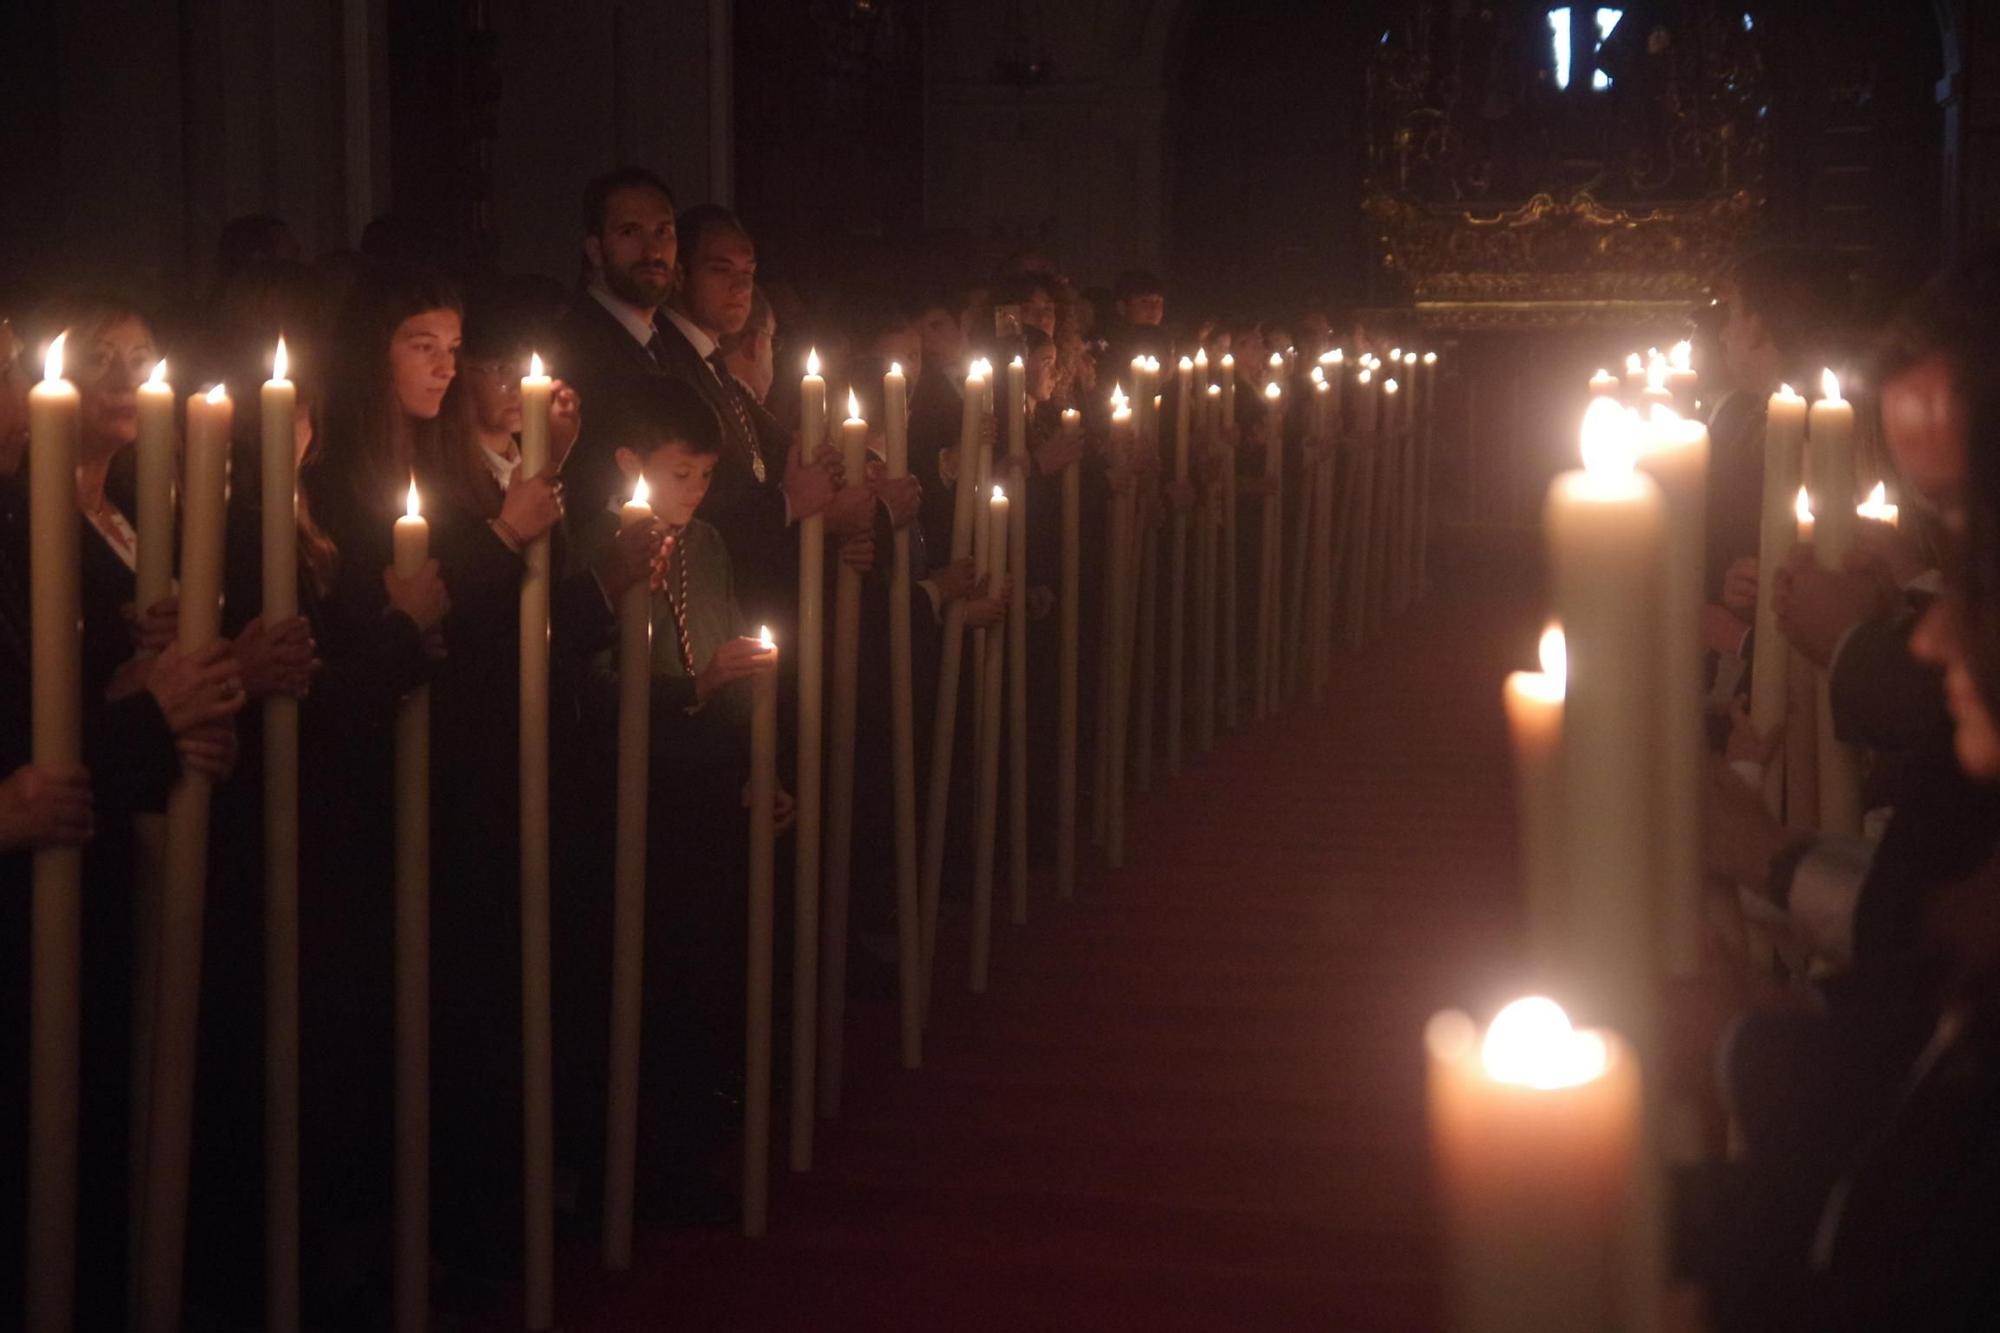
[1423,351,1436,365]
[1357,368,1373,386]
[632,474,650,506]
[1310,365,1325,385]
[1865,481,1887,508]
[1061,407,1080,421]
[1481,997,1608,1089]
[1220,353,1235,369]
[1011,354,1024,368]
[1647,357,1667,391]
[1194,348,1208,366]
[1625,352,1643,374]
[43,331,66,383]
[1333,348,1347,364]
[888,361,902,378]
[1264,382,1281,400]
[1384,378,1399,395]
[1796,486,1814,524]
[1647,346,1659,361]
[1268,352,1284,369]
[273,335,289,382]
[1777,382,1800,402]
[846,387,862,421]
[806,348,821,376]
[1390,347,1402,361]
[1670,339,1692,372]
[1404,351,1418,365]
[406,477,421,519]
[990,484,1006,503]
[205,382,227,404]
[149,358,167,386]
[1172,355,1188,372]
[758,624,775,651]
[1206,384,1219,397]
[1110,384,1130,416]
[1821,367,1843,404]
[528,352,544,379]
[971,356,992,379]
[1538,624,1566,689]
[1580,397,1635,477]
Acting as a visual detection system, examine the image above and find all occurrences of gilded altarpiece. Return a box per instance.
[1362,1,1772,527]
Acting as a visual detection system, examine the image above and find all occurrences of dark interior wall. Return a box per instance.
[1165,0,1376,321]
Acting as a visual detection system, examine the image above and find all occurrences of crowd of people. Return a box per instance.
[9,154,2000,1330]
[0,166,1371,1329]
[1671,242,2000,1327]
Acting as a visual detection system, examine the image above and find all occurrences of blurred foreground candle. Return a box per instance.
[1809,370,1862,834]
[141,381,233,1331]
[261,336,303,1330]
[744,626,779,1236]
[1588,368,1620,400]
[391,479,430,1332]
[1505,626,1567,968]
[792,349,827,1167]
[27,333,82,1333]
[1427,998,1645,1333]
[603,475,654,1267]
[1545,400,1664,1040]
[1857,481,1899,526]
[1635,408,1710,977]
[1666,341,1698,416]
[1640,357,1673,412]
[1750,385,1808,811]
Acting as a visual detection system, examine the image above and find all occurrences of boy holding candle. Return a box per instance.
[565,375,790,1222]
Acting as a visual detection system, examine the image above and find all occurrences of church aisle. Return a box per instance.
[529,549,1535,1331]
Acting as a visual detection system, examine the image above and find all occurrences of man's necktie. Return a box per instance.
[707,349,766,483]
[644,329,666,368]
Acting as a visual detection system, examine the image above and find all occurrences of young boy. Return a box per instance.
[563,375,784,1222]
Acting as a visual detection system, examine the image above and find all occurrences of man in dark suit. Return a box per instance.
[655,204,876,625]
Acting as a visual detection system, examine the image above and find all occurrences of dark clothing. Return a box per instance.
[1705,389,1768,603]
[1829,611,1953,756]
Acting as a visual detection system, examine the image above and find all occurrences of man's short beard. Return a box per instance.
[605,261,674,310]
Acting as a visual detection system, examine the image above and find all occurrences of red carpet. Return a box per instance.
[524,550,1536,1331]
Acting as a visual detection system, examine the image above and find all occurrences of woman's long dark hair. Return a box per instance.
[300,261,461,576]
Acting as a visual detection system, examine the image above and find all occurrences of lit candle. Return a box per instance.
[792,349,827,1168]
[603,474,654,1268]
[1750,384,1808,811]
[1005,358,1031,928]
[516,351,556,1327]
[26,332,82,1332]
[1640,355,1674,412]
[1057,408,1083,900]
[1219,353,1237,428]
[970,485,1010,991]
[1666,341,1698,417]
[883,362,922,1068]
[1857,481,1900,527]
[1427,998,1645,1332]
[135,358,176,624]
[1211,380,1237,733]
[1344,368,1377,650]
[1809,371,1862,833]
[1795,486,1815,545]
[1635,407,1711,978]
[390,476,429,1332]
[1588,368,1621,400]
[1416,350,1441,594]
[1506,627,1568,966]
[920,359,988,1019]
[743,625,778,1236]
[1256,381,1284,718]
[1544,399,1664,1041]
[141,381,233,1328]
[1622,351,1646,400]
[1102,389,1138,867]
[819,390,870,1117]
[260,336,303,1328]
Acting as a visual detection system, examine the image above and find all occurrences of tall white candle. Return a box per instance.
[1005,358,1031,928]
[1057,408,1082,898]
[1809,370,1861,834]
[603,475,654,1268]
[744,627,778,1235]
[517,352,556,1328]
[819,392,869,1117]
[1750,384,1807,813]
[1167,355,1194,774]
[140,381,232,1331]
[970,486,1010,990]
[882,363,923,1066]
[792,348,827,1167]
[135,358,176,621]
[391,478,430,1333]
[26,334,82,1333]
